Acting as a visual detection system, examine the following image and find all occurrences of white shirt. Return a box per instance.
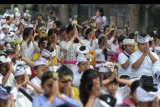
[0,73,15,87]
[31,76,41,88]
[94,16,107,30]
[72,70,83,88]
[0,32,6,40]
[83,39,99,50]
[118,52,132,76]
[154,46,160,59]
[10,85,34,107]
[130,50,159,78]
[21,41,38,59]
[95,48,106,62]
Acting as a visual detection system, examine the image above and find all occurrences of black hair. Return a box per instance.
[128,33,135,39]
[59,26,67,35]
[36,23,46,31]
[80,69,99,105]
[119,75,130,87]
[54,20,62,28]
[103,72,118,84]
[48,29,58,37]
[130,80,140,94]
[66,24,74,34]
[23,27,34,41]
[97,7,104,16]
[139,34,147,38]
[57,65,73,78]
[140,75,157,92]
[85,28,92,36]
[38,37,47,47]
[103,25,110,32]
[34,35,40,41]
[47,29,58,46]
[34,65,39,70]
[118,36,126,44]
[98,36,108,61]
[41,71,53,86]
[98,36,105,45]
[110,30,115,36]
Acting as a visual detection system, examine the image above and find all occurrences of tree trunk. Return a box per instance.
[60,4,69,25]
[129,4,140,33]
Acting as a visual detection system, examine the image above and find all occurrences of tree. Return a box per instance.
[129,4,141,33]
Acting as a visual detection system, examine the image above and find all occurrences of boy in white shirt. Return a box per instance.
[10,64,34,107]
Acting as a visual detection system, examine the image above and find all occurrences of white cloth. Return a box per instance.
[21,41,38,59]
[10,86,33,107]
[0,32,6,40]
[154,46,160,59]
[101,87,123,106]
[130,50,159,78]
[31,76,41,88]
[136,86,160,102]
[83,39,99,50]
[95,48,106,62]
[0,73,15,87]
[72,70,83,88]
[118,52,132,76]
[110,43,119,53]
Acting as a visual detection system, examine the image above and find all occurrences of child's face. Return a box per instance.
[105,82,118,95]
[43,78,56,96]
[15,75,25,84]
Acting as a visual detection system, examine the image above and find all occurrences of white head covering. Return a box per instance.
[2,24,9,29]
[5,42,15,52]
[25,65,32,76]
[41,48,56,58]
[0,86,10,100]
[76,54,87,65]
[77,45,89,55]
[136,86,158,102]
[34,57,48,66]
[14,64,26,76]
[137,34,151,43]
[122,39,135,45]
[0,55,11,63]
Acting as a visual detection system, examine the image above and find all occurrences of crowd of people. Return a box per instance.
[0,5,160,107]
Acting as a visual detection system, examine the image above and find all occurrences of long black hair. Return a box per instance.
[22,27,34,41]
[98,36,108,61]
[80,69,100,106]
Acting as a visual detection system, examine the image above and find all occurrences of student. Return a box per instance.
[32,71,83,107]
[10,64,34,107]
[79,69,116,107]
[118,38,135,77]
[0,55,14,88]
[73,54,91,87]
[57,65,80,101]
[130,34,159,79]
[31,57,48,95]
